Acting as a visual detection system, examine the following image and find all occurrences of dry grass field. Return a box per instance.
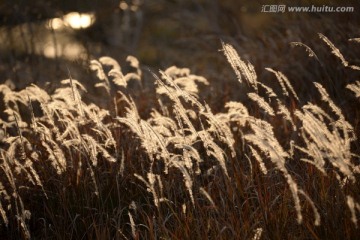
[0,0,360,239]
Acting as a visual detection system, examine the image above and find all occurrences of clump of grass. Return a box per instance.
[0,33,359,239]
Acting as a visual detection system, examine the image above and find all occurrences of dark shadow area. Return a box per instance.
[1,0,359,89]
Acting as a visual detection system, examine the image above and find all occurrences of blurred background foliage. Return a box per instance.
[0,0,359,109]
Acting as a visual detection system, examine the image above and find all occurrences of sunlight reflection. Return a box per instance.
[119,1,129,10]
[43,44,60,58]
[63,12,96,29]
[63,43,85,60]
[47,18,65,30]
[47,12,96,30]
[43,42,85,60]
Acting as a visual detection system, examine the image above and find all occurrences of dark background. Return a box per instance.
[0,0,359,100]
